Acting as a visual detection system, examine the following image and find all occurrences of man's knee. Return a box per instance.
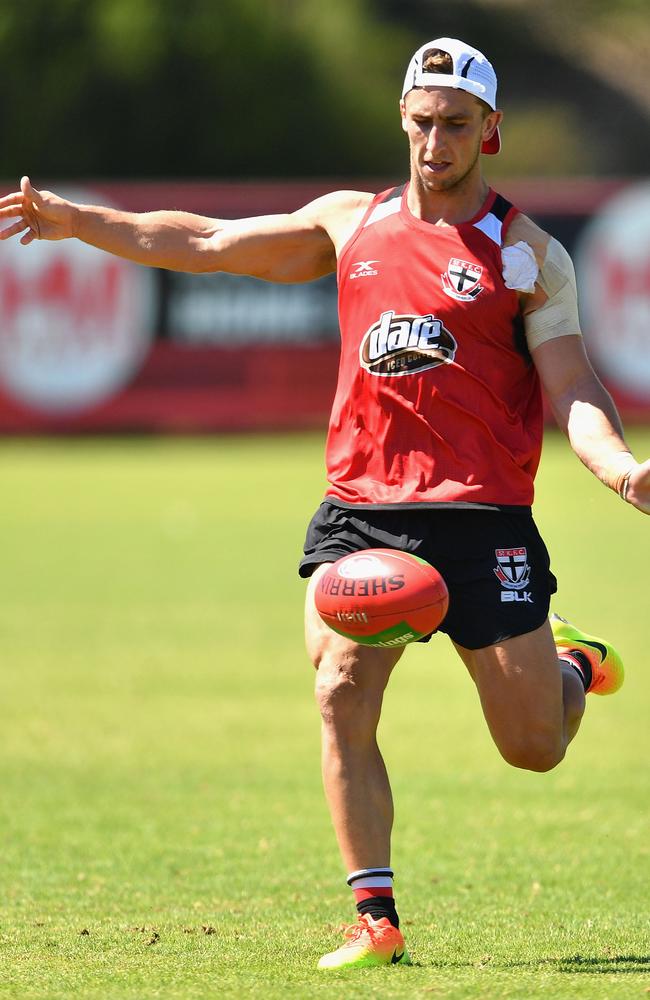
[498,729,566,773]
[313,643,399,736]
[315,654,376,729]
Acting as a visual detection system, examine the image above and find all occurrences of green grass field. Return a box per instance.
[1,430,649,1000]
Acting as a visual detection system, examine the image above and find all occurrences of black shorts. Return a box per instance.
[299,502,557,650]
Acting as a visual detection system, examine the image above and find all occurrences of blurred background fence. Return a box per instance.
[0,0,648,432]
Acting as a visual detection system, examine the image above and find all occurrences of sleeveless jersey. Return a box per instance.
[325,184,543,508]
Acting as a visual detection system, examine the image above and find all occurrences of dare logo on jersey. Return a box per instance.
[359,310,457,377]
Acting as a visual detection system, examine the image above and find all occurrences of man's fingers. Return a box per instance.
[21,176,44,208]
[0,221,30,241]
[0,179,43,219]
[0,179,47,244]
[0,193,23,210]
[0,203,26,219]
[0,179,39,210]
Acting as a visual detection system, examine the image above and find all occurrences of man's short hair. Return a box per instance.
[421,48,454,74]
[420,47,491,117]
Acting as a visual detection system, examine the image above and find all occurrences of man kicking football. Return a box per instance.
[1,35,648,971]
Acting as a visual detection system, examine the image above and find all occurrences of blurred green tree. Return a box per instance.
[0,0,647,179]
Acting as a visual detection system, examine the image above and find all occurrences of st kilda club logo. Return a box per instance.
[494,548,531,590]
[441,257,484,302]
[359,310,457,377]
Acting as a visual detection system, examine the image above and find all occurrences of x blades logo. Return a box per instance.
[441,258,484,301]
[350,260,380,279]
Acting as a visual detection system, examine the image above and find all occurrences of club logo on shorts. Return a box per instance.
[359,310,457,377]
[494,547,531,591]
[441,258,484,302]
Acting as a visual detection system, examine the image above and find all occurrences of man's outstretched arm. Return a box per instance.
[0,176,372,282]
[510,221,650,515]
[532,334,650,515]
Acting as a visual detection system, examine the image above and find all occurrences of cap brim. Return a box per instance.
[482,126,501,155]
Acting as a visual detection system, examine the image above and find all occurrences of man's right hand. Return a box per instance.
[0,176,75,245]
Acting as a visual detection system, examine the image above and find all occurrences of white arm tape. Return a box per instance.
[524,237,582,351]
[502,241,538,293]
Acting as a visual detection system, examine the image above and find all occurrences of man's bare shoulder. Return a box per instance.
[506,211,576,296]
[505,212,552,266]
[505,210,582,349]
[294,190,376,254]
[296,189,375,220]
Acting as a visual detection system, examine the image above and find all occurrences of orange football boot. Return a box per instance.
[317,914,411,970]
[551,613,624,694]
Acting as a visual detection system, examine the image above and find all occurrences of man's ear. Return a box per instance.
[483,109,503,144]
[399,98,408,133]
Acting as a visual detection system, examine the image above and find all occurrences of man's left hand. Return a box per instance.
[627,459,650,515]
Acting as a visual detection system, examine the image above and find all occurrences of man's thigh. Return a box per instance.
[454,620,565,770]
[430,509,557,649]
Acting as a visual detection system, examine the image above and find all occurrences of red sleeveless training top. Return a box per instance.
[325,184,543,508]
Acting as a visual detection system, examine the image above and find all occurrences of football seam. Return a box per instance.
[321,597,448,623]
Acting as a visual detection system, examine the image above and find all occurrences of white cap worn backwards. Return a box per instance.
[402,37,501,154]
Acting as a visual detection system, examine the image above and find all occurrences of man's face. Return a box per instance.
[400,87,501,192]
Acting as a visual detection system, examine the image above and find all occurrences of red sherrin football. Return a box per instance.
[315,548,449,647]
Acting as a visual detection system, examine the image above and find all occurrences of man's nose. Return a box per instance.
[426,126,446,154]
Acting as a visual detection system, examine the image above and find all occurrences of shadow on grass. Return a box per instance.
[421,955,650,975]
[553,955,650,975]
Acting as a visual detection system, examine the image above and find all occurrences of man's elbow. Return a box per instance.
[179,235,220,274]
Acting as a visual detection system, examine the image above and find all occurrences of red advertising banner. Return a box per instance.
[0,178,647,432]
[0,342,340,433]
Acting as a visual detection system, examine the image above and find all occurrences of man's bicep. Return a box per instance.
[195,211,336,281]
[192,189,372,280]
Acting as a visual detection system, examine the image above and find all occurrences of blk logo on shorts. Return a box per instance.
[494,547,531,591]
[441,258,484,301]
